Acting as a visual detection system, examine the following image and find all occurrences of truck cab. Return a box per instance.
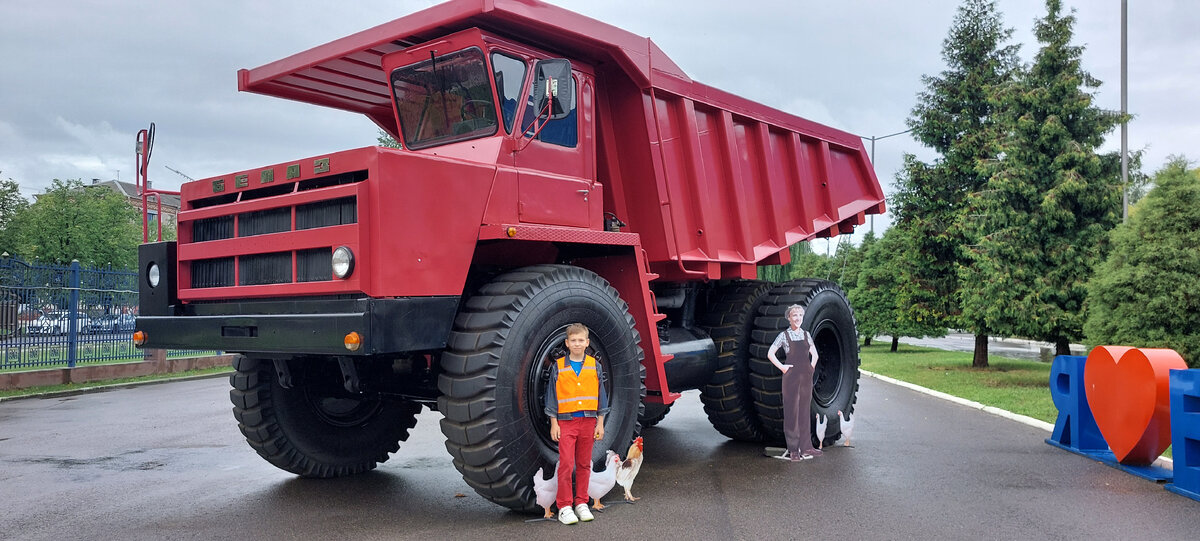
[382,28,600,230]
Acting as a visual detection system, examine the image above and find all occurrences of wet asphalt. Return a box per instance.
[0,375,1196,540]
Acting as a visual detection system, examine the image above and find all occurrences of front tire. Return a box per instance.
[229,355,422,477]
[639,402,673,428]
[438,264,645,512]
[748,279,860,446]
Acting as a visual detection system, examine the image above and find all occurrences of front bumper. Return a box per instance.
[135,296,459,355]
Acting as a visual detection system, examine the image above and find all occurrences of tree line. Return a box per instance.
[0,178,148,269]
[762,0,1198,368]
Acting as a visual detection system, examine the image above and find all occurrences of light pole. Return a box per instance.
[864,128,913,234]
[1121,0,1129,222]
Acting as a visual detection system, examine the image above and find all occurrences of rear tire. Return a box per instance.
[748,279,860,447]
[229,355,421,477]
[438,264,645,512]
[698,280,771,442]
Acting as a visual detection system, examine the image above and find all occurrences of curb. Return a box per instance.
[860,369,1174,469]
[0,369,232,403]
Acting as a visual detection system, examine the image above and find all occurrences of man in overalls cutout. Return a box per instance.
[766,304,821,461]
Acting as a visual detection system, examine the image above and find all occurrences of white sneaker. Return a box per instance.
[557,506,579,525]
[574,504,594,522]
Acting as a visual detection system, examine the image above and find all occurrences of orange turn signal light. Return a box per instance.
[344,331,363,351]
[133,330,147,346]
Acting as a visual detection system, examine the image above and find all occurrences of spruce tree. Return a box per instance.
[964,0,1123,355]
[890,0,1019,366]
[1085,157,1200,367]
[851,227,942,351]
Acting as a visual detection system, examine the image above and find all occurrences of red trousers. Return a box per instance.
[555,417,597,509]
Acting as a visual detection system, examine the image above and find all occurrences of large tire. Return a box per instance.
[438,264,646,512]
[639,402,673,428]
[229,355,422,478]
[698,280,772,441]
[748,279,860,446]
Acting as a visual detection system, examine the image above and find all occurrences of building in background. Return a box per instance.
[88,179,180,230]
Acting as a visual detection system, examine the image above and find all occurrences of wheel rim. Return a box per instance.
[811,322,844,408]
[524,324,611,452]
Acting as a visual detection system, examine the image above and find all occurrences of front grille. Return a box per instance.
[297,248,332,282]
[192,258,235,288]
[193,216,234,242]
[182,170,365,291]
[297,197,357,230]
[239,252,292,286]
[239,207,291,237]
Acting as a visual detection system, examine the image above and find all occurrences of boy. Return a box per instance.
[545,323,608,525]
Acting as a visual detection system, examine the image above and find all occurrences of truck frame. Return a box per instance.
[136,0,885,511]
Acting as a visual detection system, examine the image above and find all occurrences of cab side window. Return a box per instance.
[520,75,577,148]
[491,52,527,134]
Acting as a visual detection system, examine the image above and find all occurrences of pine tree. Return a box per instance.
[846,231,876,344]
[964,0,1124,356]
[851,227,943,351]
[1085,157,1200,367]
[890,0,1019,366]
[758,241,834,283]
[835,232,872,297]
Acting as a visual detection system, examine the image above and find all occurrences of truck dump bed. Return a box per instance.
[239,0,885,281]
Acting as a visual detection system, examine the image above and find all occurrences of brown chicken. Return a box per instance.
[615,436,643,502]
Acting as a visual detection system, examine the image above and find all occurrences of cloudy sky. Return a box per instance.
[2,0,1195,244]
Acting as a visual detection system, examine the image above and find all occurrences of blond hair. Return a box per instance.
[566,323,589,338]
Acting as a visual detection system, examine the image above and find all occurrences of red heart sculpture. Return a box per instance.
[1083,346,1187,465]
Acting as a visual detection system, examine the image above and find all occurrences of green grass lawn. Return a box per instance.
[859,341,1178,459]
[859,342,1058,424]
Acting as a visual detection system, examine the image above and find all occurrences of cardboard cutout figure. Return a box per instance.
[765,304,821,461]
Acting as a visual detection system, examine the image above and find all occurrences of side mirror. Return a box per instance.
[531,59,573,121]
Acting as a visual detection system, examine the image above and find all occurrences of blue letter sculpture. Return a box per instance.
[1046,355,1107,453]
[1165,369,1200,502]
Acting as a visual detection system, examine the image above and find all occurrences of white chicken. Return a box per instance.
[814,413,829,449]
[532,464,558,519]
[839,409,855,447]
[587,450,622,510]
[615,436,644,502]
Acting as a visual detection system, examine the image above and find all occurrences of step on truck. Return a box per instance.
[135,0,885,511]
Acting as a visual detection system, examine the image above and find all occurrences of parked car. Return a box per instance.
[89,314,136,334]
[24,312,91,336]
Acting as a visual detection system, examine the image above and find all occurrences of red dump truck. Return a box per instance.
[136,0,884,510]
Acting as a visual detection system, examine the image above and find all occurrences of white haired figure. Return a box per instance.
[765,304,821,461]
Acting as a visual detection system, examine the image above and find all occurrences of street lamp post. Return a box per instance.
[1121,0,1129,222]
[864,128,913,234]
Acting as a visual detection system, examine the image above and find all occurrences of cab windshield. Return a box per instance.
[390,47,498,149]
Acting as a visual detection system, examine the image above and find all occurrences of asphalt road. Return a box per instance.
[0,375,1195,540]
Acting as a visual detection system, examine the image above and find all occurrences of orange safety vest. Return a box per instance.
[555,355,599,414]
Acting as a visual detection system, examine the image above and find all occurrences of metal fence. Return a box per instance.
[0,256,216,371]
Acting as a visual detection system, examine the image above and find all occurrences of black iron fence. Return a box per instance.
[0,256,216,371]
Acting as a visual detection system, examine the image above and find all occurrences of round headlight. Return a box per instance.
[332,246,355,279]
[148,263,161,288]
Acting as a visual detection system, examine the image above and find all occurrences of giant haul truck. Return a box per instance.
[135,0,885,510]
